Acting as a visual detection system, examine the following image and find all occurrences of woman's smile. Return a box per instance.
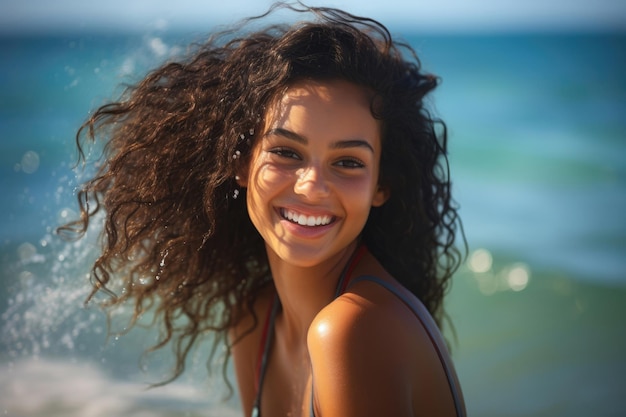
[278,207,336,227]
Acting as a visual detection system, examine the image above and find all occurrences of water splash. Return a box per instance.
[1,219,103,361]
[0,359,237,417]
[0,209,238,415]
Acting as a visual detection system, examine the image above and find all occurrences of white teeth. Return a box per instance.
[281,209,332,226]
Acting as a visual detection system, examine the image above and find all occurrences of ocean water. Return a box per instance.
[1,30,625,416]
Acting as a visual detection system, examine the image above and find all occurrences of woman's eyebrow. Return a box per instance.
[265,127,374,153]
[265,127,307,144]
[331,139,374,153]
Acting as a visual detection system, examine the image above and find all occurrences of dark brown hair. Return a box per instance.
[59,2,464,385]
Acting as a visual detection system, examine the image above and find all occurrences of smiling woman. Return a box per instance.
[58,2,466,416]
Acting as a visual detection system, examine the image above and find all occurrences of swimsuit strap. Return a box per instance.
[334,244,368,298]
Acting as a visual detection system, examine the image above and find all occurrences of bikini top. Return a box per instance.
[251,245,467,417]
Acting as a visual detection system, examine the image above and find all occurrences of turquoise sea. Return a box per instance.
[1,29,625,416]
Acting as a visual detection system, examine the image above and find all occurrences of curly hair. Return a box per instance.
[59,2,464,385]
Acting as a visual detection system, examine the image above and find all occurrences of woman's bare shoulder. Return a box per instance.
[308,277,432,364]
[307,278,458,416]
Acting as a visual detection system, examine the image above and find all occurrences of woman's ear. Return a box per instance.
[371,185,390,207]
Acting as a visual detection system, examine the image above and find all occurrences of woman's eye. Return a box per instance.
[335,158,365,169]
[270,148,301,160]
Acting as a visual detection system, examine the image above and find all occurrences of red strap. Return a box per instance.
[338,244,368,295]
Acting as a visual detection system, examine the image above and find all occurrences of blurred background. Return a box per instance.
[1,1,625,416]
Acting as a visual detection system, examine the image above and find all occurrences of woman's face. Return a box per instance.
[242,79,388,268]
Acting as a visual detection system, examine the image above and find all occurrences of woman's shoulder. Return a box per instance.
[308,274,434,361]
[308,250,431,353]
[307,273,460,416]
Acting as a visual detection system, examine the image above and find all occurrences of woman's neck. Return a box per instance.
[265,241,358,343]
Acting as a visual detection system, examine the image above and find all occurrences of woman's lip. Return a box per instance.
[277,209,339,239]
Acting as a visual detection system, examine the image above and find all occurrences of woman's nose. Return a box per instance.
[294,164,330,200]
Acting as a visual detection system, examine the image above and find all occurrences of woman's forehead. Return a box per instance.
[263,79,374,129]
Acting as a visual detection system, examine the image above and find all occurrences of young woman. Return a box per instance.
[61,3,466,416]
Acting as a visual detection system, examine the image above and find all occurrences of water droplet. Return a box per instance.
[17,242,37,262]
[57,207,76,223]
[506,263,530,291]
[159,250,168,267]
[18,270,34,285]
[468,248,492,273]
[148,37,168,56]
[138,276,153,286]
[20,151,40,174]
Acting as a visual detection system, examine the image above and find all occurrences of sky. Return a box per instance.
[2,0,626,34]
